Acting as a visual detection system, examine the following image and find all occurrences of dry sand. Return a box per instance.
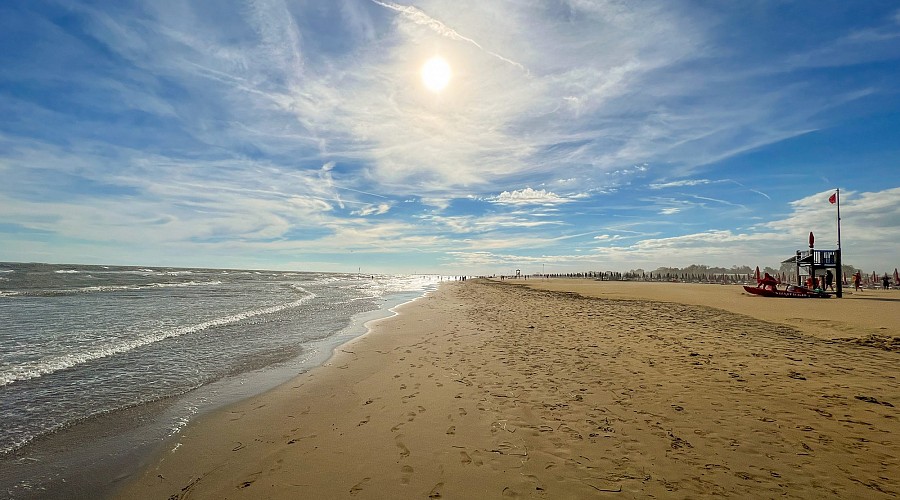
[116,279,899,499]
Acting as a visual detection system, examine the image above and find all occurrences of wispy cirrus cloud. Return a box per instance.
[369,0,526,71]
[352,203,392,216]
[650,179,713,189]
[1,2,898,272]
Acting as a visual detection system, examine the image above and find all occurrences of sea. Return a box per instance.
[0,262,440,498]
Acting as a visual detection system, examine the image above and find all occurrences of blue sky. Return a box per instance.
[1,1,898,275]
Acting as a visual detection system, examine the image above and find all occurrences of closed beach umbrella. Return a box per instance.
[755,266,760,281]
[872,271,877,284]
[809,232,814,248]
[894,268,899,284]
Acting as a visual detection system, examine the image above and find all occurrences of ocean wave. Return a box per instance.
[143,280,223,289]
[0,288,316,387]
[10,280,226,297]
[356,275,439,295]
[55,269,80,274]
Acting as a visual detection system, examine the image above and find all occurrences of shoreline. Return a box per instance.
[113,288,434,488]
[1,285,434,500]
[105,287,435,496]
[116,279,899,498]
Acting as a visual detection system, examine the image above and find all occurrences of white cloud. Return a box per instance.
[418,213,564,234]
[650,179,712,189]
[352,203,392,216]
[763,188,900,257]
[488,188,572,205]
[441,188,900,273]
[369,0,526,71]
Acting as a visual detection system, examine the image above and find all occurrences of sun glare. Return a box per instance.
[421,56,451,93]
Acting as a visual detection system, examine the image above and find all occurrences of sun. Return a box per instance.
[421,56,452,93]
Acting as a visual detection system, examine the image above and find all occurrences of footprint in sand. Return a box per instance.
[502,486,520,498]
[428,482,444,498]
[458,408,468,416]
[523,474,545,491]
[397,441,410,457]
[460,451,472,464]
[401,465,414,484]
[446,425,456,435]
[350,477,371,495]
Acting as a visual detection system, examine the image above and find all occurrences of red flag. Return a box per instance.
[828,192,837,204]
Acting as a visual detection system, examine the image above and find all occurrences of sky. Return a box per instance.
[1,1,899,275]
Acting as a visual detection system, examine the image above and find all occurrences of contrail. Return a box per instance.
[370,0,527,72]
[750,189,771,200]
[335,186,389,199]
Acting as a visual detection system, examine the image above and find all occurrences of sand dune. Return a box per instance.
[117,279,899,498]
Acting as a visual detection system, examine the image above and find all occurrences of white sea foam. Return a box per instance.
[55,269,80,274]
[0,288,316,387]
[143,280,223,289]
[169,404,198,436]
[19,280,225,297]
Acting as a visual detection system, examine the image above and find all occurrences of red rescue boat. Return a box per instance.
[744,272,830,298]
[743,285,830,298]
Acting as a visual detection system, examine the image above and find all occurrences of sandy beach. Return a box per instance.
[116,279,899,499]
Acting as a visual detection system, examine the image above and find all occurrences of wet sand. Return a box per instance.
[116,279,899,498]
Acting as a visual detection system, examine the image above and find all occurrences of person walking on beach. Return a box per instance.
[853,271,862,291]
[825,270,834,291]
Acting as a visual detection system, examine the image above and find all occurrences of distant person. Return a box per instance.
[825,270,834,291]
[760,272,778,291]
[883,274,891,289]
[853,271,862,291]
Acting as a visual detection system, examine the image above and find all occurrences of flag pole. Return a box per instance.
[835,188,843,298]
[836,188,841,250]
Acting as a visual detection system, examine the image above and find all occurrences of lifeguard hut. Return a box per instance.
[782,231,842,298]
